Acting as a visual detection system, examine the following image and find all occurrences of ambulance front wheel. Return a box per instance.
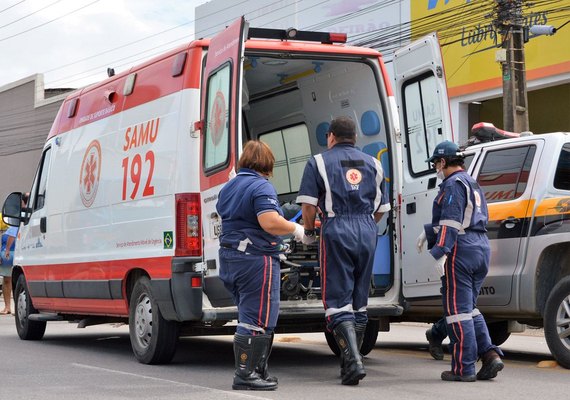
[544,276,570,369]
[14,274,46,340]
[324,319,379,357]
[129,276,179,364]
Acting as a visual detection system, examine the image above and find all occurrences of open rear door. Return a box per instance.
[393,33,454,299]
[199,16,248,306]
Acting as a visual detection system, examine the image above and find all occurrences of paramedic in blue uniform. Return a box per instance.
[217,140,305,391]
[420,141,504,382]
[296,116,390,385]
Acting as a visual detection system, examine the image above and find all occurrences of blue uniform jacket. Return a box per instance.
[426,170,488,260]
[216,168,285,255]
[296,143,390,217]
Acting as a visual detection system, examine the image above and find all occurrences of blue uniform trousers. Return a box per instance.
[321,215,377,331]
[219,248,280,335]
[442,232,501,376]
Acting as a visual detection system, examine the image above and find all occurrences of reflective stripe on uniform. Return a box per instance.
[315,154,335,217]
[325,304,353,317]
[446,312,473,324]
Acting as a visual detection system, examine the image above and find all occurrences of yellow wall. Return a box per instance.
[412,0,570,97]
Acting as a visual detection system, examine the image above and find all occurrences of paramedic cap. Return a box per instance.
[426,140,460,162]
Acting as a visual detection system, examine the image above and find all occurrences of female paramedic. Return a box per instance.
[420,141,504,382]
[216,140,305,391]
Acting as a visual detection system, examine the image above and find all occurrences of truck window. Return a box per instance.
[259,124,311,199]
[402,73,445,176]
[204,64,231,171]
[34,147,52,211]
[477,145,536,203]
[554,143,570,190]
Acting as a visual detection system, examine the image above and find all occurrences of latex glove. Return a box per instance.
[434,255,447,276]
[302,234,317,245]
[292,223,305,242]
[416,231,427,253]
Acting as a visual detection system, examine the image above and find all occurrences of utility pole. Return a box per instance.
[495,0,529,133]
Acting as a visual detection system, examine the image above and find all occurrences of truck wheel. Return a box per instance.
[487,321,511,346]
[129,276,179,364]
[544,276,570,369]
[14,274,46,340]
[324,320,379,357]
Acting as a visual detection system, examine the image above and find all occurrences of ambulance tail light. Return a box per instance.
[175,193,202,257]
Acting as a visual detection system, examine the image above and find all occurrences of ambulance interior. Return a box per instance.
[240,54,393,298]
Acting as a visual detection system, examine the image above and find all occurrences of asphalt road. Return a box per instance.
[0,301,568,400]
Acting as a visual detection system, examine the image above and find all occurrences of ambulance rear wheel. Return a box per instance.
[544,276,570,369]
[129,276,179,364]
[324,319,379,357]
[14,274,46,340]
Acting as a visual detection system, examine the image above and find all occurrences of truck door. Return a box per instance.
[393,33,454,298]
[470,140,543,306]
[199,16,248,306]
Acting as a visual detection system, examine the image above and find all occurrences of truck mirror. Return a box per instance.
[2,192,23,227]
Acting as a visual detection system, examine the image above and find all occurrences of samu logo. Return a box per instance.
[428,0,471,10]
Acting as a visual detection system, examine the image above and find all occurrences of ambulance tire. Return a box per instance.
[14,274,46,340]
[544,276,570,369]
[486,321,510,346]
[324,319,379,357]
[129,276,179,364]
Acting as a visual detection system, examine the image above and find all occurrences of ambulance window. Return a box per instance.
[402,73,444,176]
[34,147,52,211]
[204,64,231,171]
[477,145,535,204]
[259,124,311,197]
[554,143,570,190]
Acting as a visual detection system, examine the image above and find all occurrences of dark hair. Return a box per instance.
[238,140,275,176]
[443,156,465,168]
[329,116,356,142]
[22,192,29,205]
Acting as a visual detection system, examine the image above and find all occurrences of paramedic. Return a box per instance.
[297,116,390,385]
[420,141,504,382]
[217,140,305,391]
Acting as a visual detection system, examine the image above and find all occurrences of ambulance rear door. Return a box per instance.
[393,33,454,299]
[199,16,248,306]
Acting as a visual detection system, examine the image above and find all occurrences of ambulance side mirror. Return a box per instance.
[2,192,23,227]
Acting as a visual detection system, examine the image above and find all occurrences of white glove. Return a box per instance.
[434,255,447,277]
[292,223,305,242]
[416,231,427,253]
[302,234,317,245]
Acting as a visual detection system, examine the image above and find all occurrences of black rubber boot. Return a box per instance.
[339,322,366,378]
[333,321,366,385]
[476,349,504,380]
[255,333,278,384]
[232,334,278,391]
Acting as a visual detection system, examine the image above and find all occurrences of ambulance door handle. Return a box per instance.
[40,217,47,233]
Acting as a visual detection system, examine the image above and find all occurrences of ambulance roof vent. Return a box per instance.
[248,27,347,44]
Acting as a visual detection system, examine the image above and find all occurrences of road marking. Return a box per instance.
[72,363,268,399]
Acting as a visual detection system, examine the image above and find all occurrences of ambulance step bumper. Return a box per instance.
[28,313,64,321]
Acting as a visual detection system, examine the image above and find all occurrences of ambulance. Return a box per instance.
[1,16,481,364]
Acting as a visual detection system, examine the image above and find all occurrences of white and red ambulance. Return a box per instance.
[2,17,454,364]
